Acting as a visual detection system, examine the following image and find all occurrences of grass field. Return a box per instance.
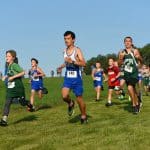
[0,76,150,150]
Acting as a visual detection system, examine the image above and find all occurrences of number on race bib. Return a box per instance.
[67,71,77,78]
[95,77,101,81]
[124,65,133,73]
[8,82,15,88]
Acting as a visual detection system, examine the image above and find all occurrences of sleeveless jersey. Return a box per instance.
[64,48,82,80]
[123,49,138,79]
[94,69,103,82]
[30,69,43,82]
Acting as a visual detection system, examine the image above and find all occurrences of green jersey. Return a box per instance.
[123,49,138,81]
[6,63,25,98]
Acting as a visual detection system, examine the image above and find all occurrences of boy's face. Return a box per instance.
[108,59,114,66]
[124,38,132,49]
[31,60,37,67]
[6,52,14,63]
[96,63,101,68]
[64,34,75,47]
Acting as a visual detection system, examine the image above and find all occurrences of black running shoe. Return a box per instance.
[133,106,138,114]
[81,117,88,124]
[136,104,141,113]
[68,101,75,116]
[105,102,113,107]
[27,104,35,112]
[101,85,104,91]
[0,119,8,126]
[95,99,100,102]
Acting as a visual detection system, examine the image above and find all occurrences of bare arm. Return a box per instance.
[57,63,66,73]
[8,71,25,81]
[91,69,96,80]
[36,67,45,77]
[134,49,142,65]
[103,72,107,81]
[118,50,125,67]
[74,48,86,67]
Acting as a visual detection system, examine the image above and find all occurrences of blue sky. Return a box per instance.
[0,0,149,76]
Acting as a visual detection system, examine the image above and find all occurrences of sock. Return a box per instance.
[3,116,8,122]
[108,100,111,104]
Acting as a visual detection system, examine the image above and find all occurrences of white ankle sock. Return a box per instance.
[3,116,7,122]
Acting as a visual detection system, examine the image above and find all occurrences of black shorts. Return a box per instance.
[125,78,138,87]
[108,86,120,91]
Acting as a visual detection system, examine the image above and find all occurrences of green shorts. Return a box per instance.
[143,77,149,86]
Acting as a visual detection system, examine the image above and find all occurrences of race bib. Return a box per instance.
[67,71,77,78]
[8,81,15,88]
[124,65,133,73]
[95,77,101,81]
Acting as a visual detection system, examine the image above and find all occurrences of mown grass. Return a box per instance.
[0,76,149,150]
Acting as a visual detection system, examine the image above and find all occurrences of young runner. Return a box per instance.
[105,58,121,106]
[114,61,125,100]
[0,50,31,126]
[142,65,149,96]
[137,66,143,102]
[92,62,106,101]
[58,31,87,124]
[118,37,142,114]
[28,58,45,112]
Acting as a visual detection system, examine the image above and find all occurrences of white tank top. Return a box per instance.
[64,47,77,62]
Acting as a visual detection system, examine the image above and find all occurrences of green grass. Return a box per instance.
[0,76,150,150]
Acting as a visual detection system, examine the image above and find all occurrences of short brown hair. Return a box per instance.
[124,36,133,42]
[6,50,17,58]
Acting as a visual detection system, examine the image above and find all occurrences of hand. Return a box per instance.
[64,57,73,64]
[33,74,38,78]
[119,51,125,60]
[57,67,62,73]
[2,76,7,81]
[111,78,116,82]
[104,79,108,82]
[8,76,14,81]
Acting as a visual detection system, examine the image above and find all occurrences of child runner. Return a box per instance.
[0,50,31,126]
[105,58,121,106]
[142,65,149,96]
[28,58,45,112]
[58,31,87,124]
[92,62,106,101]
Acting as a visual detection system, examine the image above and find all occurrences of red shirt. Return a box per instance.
[107,65,120,87]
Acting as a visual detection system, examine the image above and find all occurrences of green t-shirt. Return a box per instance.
[6,63,25,98]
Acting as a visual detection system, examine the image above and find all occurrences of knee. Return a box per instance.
[76,96,83,103]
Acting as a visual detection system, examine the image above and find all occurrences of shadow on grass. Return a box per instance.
[69,114,92,123]
[13,115,38,124]
[124,104,133,113]
[35,104,52,111]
